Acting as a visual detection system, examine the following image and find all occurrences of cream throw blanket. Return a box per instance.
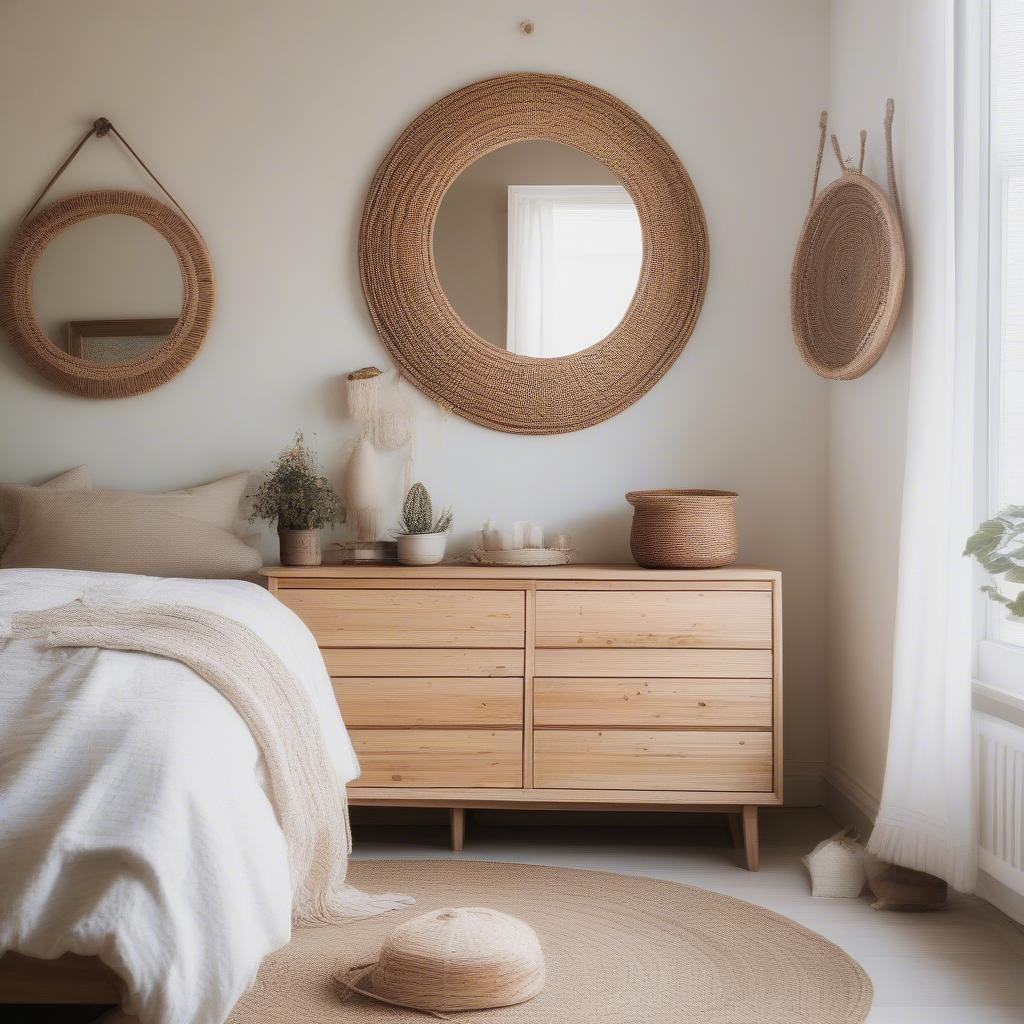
[5,598,412,926]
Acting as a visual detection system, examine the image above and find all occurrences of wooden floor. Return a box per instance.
[20,807,1024,1023]
[350,806,1024,1024]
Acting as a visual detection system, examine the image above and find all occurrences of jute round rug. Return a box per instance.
[229,860,872,1024]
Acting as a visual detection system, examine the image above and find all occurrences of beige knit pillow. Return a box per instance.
[0,466,92,558]
[0,472,262,579]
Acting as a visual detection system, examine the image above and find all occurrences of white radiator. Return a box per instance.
[976,711,1024,893]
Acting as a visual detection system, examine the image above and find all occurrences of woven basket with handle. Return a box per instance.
[790,100,905,380]
[625,490,738,569]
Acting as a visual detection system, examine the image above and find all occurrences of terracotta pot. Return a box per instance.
[396,532,447,566]
[278,528,322,567]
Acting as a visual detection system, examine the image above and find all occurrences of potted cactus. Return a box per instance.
[394,482,453,566]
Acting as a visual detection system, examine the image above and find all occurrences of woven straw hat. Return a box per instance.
[790,101,905,380]
[338,907,545,1016]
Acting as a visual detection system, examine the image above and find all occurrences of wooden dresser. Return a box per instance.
[261,564,781,870]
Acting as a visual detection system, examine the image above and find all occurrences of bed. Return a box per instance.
[0,567,360,1024]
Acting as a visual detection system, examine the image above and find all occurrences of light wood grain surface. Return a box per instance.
[350,729,523,788]
[534,677,772,728]
[533,729,773,791]
[323,648,525,677]
[280,588,525,648]
[536,590,772,649]
[336,678,523,727]
[534,648,773,678]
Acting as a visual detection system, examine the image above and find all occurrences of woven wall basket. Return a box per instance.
[359,73,709,435]
[790,101,905,381]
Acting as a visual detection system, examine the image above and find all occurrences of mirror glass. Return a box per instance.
[433,141,642,358]
[33,213,182,364]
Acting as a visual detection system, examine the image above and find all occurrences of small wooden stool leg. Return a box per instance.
[727,812,743,849]
[449,807,466,852]
[741,805,759,871]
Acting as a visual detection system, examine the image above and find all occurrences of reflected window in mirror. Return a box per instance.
[433,140,641,357]
[507,185,641,357]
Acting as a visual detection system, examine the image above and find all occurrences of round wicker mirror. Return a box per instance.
[1,189,214,398]
[359,73,709,434]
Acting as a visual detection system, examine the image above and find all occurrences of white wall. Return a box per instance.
[825,0,912,827]
[0,0,831,802]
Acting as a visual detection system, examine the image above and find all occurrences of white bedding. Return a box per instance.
[0,568,359,1024]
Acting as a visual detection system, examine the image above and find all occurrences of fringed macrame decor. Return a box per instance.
[345,365,418,502]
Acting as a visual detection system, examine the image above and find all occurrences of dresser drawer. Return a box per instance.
[534,678,771,728]
[350,729,523,788]
[280,589,525,648]
[536,590,771,649]
[534,648,773,678]
[336,678,523,727]
[323,648,525,677]
[534,730,772,792]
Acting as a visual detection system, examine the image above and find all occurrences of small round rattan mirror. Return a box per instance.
[1,189,214,398]
[359,73,709,434]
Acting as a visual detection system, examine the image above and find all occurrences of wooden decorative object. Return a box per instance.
[790,101,905,380]
[0,189,214,398]
[262,563,782,871]
[359,73,709,435]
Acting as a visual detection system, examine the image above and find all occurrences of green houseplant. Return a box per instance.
[964,505,1024,618]
[394,482,453,566]
[250,433,340,566]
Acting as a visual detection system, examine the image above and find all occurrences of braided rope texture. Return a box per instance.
[0,189,215,398]
[228,859,873,1023]
[790,172,905,381]
[626,488,738,569]
[359,74,710,434]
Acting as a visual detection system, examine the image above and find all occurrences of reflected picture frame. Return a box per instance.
[67,317,178,363]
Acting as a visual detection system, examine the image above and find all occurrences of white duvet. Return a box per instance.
[0,568,359,1024]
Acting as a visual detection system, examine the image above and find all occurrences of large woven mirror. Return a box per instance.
[360,73,709,434]
[1,189,214,399]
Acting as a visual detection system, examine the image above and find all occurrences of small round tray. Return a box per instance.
[469,547,571,567]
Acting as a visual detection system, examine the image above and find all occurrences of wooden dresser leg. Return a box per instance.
[727,812,743,849]
[449,808,466,852]
[741,805,760,871]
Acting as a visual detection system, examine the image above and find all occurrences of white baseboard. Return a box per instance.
[822,763,879,837]
[977,867,1024,928]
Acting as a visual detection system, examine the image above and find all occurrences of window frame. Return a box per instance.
[975,0,1024,697]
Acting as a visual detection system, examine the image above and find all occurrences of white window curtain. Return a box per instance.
[866,0,983,892]
[506,186,641,357]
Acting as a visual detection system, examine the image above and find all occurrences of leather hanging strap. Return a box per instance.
[20,116,199,234]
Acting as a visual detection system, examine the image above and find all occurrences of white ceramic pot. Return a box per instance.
[396,532,447,566]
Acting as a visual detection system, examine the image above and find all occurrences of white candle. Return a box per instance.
[525,522,543,548]
[511,521,525,549]
[482,518,500,550]
[498,528,518,550]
